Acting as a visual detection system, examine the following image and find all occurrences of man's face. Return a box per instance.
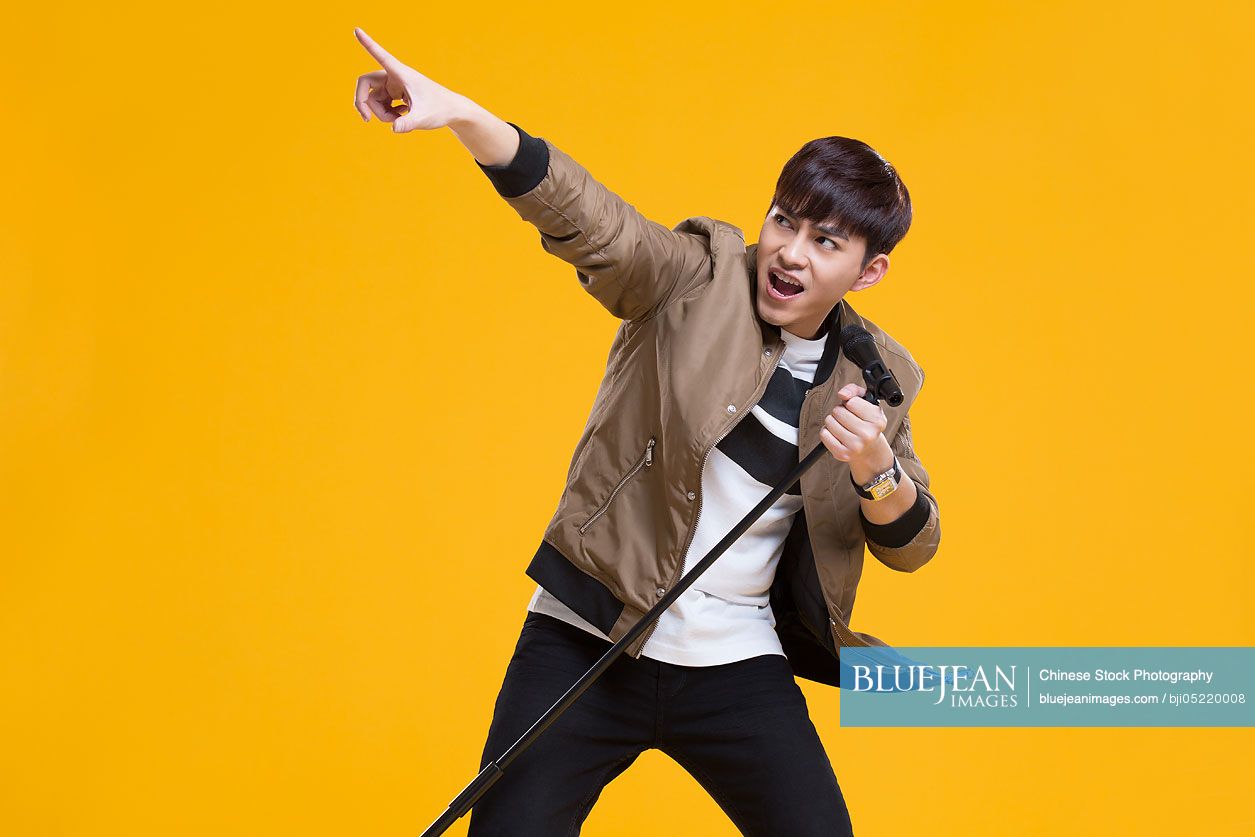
[755,204,889,339]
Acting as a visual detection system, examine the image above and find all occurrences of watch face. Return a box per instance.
[869,479,897,500]
[853,459,901,500]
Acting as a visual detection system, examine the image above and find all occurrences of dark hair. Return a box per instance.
[768,137,912,272]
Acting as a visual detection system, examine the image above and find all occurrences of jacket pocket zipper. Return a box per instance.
[829,613,872,648]
[578,437,655,535]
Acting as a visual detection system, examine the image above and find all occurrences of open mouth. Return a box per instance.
[767,269,805,300]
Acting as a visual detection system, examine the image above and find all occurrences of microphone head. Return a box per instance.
[838,324,905,407]
[839,325,879,369]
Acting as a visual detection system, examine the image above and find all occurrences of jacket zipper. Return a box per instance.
[635,344,786,654]
[578,437,656,535]
[829,613,871,648]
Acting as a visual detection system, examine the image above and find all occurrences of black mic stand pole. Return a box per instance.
[419,382,889,837]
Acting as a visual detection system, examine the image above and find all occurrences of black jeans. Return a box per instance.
[467,610,854,836]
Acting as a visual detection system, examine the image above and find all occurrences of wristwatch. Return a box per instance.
[851,457,903,501]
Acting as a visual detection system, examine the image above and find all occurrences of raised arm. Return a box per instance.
[352,27,712,322]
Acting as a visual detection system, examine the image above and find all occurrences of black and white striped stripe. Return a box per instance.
[715,361,814,496]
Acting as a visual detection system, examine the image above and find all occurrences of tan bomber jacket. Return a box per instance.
[476,124,942,687]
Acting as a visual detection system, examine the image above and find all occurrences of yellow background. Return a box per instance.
[3,1,1252,834]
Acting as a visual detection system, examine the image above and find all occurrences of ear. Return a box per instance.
[850,252,890,291]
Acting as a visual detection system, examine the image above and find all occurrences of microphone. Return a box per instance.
[838,325,904,407]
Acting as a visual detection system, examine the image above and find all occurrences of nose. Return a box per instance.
[781,234,808,269]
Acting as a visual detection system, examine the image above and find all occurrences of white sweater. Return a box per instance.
[527,325,828,666]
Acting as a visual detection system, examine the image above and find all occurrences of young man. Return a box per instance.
[354,28,941,837]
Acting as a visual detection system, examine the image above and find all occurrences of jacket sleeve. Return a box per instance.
[476,123,712,322]
[858,409,942,573]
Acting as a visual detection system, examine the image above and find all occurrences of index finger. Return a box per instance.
[354,27,404,72]
[837,383,866,399]
[840,393,883,421]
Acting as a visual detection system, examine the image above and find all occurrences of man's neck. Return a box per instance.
[782,310,835,341]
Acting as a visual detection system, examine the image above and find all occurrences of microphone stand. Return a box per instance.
[419,381,890,836]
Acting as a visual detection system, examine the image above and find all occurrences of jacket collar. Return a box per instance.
[812,297,855,390]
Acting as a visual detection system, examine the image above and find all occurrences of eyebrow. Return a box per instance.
[813,222,849,241]
[776,207,849,241]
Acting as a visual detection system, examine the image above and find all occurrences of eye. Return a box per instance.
[773,213,792,227]
[818,237,839,249]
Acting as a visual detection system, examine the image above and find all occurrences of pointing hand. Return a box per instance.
[352,28,469,133]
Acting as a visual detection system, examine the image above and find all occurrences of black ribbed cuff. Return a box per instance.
[475,122,550,198]
[859,489,931,548]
